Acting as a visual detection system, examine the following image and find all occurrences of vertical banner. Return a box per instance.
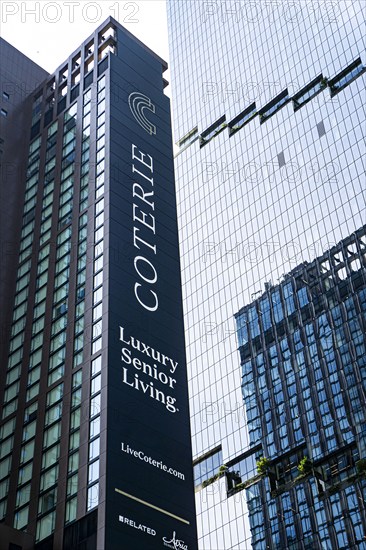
[106,28,198,550]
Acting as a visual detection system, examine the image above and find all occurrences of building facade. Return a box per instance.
[167,0,366,548]
[0,39,48,376]
[234,226,366,548]
[0,19,197,550]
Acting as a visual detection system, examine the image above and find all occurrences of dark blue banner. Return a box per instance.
[106,27,197,550]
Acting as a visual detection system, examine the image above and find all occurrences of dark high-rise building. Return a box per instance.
[234,226,366,549]
[0,18,197,550]
[166,0,366,548]
[0,39,48,376]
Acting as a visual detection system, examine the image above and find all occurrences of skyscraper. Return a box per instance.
[0,19,197,550]
[0,39,48,375]
[167,1,366,548]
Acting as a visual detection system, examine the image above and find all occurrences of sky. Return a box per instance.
[0,1,169,73]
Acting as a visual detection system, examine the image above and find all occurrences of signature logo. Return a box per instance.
[128,92,156,135]
[163,531,188,550]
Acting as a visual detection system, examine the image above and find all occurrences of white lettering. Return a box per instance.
[134,256,157,284]
[132,144,153,171]
[133,227,157,254]
[121,347,131,364]
[133,183,155,210]
[134,283,158,312]
[119,515,156,536]
[132,164,154,184]
[133,204,156,233]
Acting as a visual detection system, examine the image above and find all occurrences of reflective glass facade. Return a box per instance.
[167,1,366,548]
[235,227,366,548]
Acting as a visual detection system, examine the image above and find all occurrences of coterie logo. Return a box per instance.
[128,92,156,135]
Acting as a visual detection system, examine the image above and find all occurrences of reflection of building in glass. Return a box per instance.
[167,0,366,547]
[234,226,366,549]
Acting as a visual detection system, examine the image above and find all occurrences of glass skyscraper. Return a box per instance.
[167,1,366,548]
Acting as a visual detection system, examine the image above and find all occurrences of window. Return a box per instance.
[43,422,61,448]
[27,366,41,386]
[20,440,35,464]
[98,23,116,44]
[99,41,116,60]
[92,338,102,355]
[317,120,326,138]
[275,451,306,486]
[14,506,29,530]
[85,55,95,74]
[259,89,290,123]
[0,418,16,439]
[277,151,286,167]
[87,483,99,511]
[46,124,57,143]
[50,331,67,353]
[91,374,101,396]
[67,474,78,498]
[259,296,272,332]
[38,487,57,514]
[69,431,80,452]
[228,103,256,135]
[1,108,8,117]
[283,282,295,315]
[48,365,64,386]
[36,511,56,542]
[293,75,327,110]
[16,483,31,508]
[40,465,59,492]
[88,460,99,483]
[329,57,366,96]
[0,456,12,480]
[177,127,198,149]
[42,444,60,470]
[6,365,21,385]
[65,497,77,523]
[89,438,100,461]
[24,403,38,424]
[46,383,64,406]
[71,388,82,409]
[0,436,13,459]
[71,52,81,71]
[68,452,79,474]
[193,447,223,489]
[45,403,62,426]
[85,40,94,58]
[200,115,226,147]
[70,408,81,430]
[2,91,9,100]
[0,478,9,500]
[226,451,258,494]
[22,420,36,442]
[248,305,260,338]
